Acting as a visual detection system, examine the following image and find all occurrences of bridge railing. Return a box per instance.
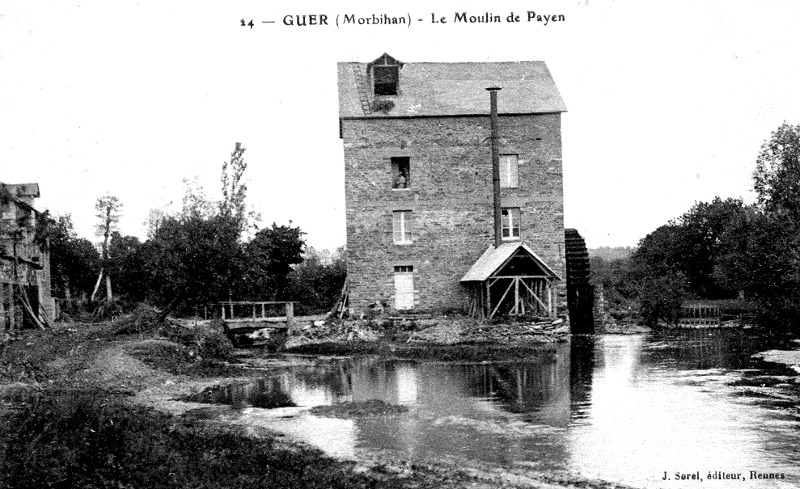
[215,301,297,324]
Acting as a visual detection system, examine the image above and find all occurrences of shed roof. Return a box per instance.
[460,242,560,282]
[338,56,567,118]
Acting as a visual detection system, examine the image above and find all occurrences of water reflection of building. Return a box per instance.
[313,350,575,463]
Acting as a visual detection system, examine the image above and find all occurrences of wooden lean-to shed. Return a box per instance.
[461,242,560,319]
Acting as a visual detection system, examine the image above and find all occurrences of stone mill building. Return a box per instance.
[338,53,588,325]
[1,182,55,329]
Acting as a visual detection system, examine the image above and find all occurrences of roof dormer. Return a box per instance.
[367,53,403,96]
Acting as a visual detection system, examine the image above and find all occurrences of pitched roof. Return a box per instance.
[2,183,40,199]
[338,56,567,119]
[460,242,561,282]
[0,183,41,214]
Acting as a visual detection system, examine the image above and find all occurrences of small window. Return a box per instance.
[374,66,399,96]
[393,210,413,244]
[391,157,410,189]
[394,265,413,273]
[501,208,520,240]
[500,155,519,188]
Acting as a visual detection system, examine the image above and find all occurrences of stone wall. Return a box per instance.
[1,194,55,327]
[342,113,566,315]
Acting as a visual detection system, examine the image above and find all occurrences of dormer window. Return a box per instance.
[374,66,398,95]
[368,53,403,96]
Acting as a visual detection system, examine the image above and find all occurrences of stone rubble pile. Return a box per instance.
[285,316,569,348]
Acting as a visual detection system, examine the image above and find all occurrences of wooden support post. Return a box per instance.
[486,281,491,319]
[9,284,16,331]
[220,304,225,320]
[513,277,520,315]
[548,283,553,316]
[261,303,266,319]
[0,284,6,330]
[285,302,295,334]
[252,304,256,320]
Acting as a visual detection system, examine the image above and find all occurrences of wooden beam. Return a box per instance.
[520,279,549,311]
[486,280,491,319]
[491,275,552,279]
[285,302,294,323]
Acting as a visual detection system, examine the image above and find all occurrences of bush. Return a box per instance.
[195,324,234,361]
[113,303,167,335]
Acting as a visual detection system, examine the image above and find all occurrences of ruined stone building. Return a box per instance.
[337,53,571,319]
[1,183,55,329]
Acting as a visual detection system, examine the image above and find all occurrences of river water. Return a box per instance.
[192,330,800,488]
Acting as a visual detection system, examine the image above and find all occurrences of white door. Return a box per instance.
[394,270,414,310]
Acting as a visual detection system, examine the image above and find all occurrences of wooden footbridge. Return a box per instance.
[213,301,296,346]
[218,301,296,326]
[211,301,326,346]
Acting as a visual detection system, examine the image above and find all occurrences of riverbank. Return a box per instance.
[0,318,632,489]
[283,316,570,360]
[753,340,800,374]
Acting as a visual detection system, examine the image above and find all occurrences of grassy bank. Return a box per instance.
[0,389,469,489]
[0,321,482,488]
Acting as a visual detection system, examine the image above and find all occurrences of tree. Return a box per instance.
[589,255,636,313]
[219,142,249,233]
[628,224,691,325]
[287,246,347,314]
[753,122,800,219]
[242,223,305,300]
[629,198,753,306]
[135,142,263,317]
[106,232,146,303]
[749,123,800,326]
[179,177,215,220]
[143,214,245,318]
[678,197,751,299]
[94,194,122,301]
[43,214,101,299]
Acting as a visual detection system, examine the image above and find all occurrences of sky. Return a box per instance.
[2,0,800,251]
